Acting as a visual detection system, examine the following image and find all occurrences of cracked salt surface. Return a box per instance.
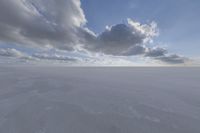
[0,67,200,133]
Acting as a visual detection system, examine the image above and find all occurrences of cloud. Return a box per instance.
[144,47,188,64]
[84,19,159,56]
[145,47,167,57]
[156,54,188,64]
[122,45,147,56]
[0,0,158,55]
[0,0,86,50]
[32,53,78,62]
[0,48,31,59]
[0,0,188,65]
[0,48,78,63]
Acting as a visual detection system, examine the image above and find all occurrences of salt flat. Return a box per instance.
[0,67,200,133]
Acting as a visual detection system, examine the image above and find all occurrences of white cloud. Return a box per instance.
[127,18,159,43]
[32,53,78,62]
[0,48,23,57]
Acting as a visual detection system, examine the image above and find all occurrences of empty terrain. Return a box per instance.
[0,67,200,133]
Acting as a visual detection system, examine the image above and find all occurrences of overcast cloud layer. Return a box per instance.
[0,0,188,64]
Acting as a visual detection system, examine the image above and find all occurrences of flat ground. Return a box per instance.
[0,67,200,133]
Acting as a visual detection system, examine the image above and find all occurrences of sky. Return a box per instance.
[0,0,199,66]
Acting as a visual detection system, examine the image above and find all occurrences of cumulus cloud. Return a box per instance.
[0,0,188,65]
[0,0,158,55]
[84,19,159,56]
[0,0,86,50]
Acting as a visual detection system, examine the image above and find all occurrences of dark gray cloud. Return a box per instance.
[145,47,167,57]
[156,54,188,64]
[143,47,187,64]
[0,0,86,50]
[144,47,188,64]
[96,24,145,55]
[122,45,147,56]
[84,20,158,56]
